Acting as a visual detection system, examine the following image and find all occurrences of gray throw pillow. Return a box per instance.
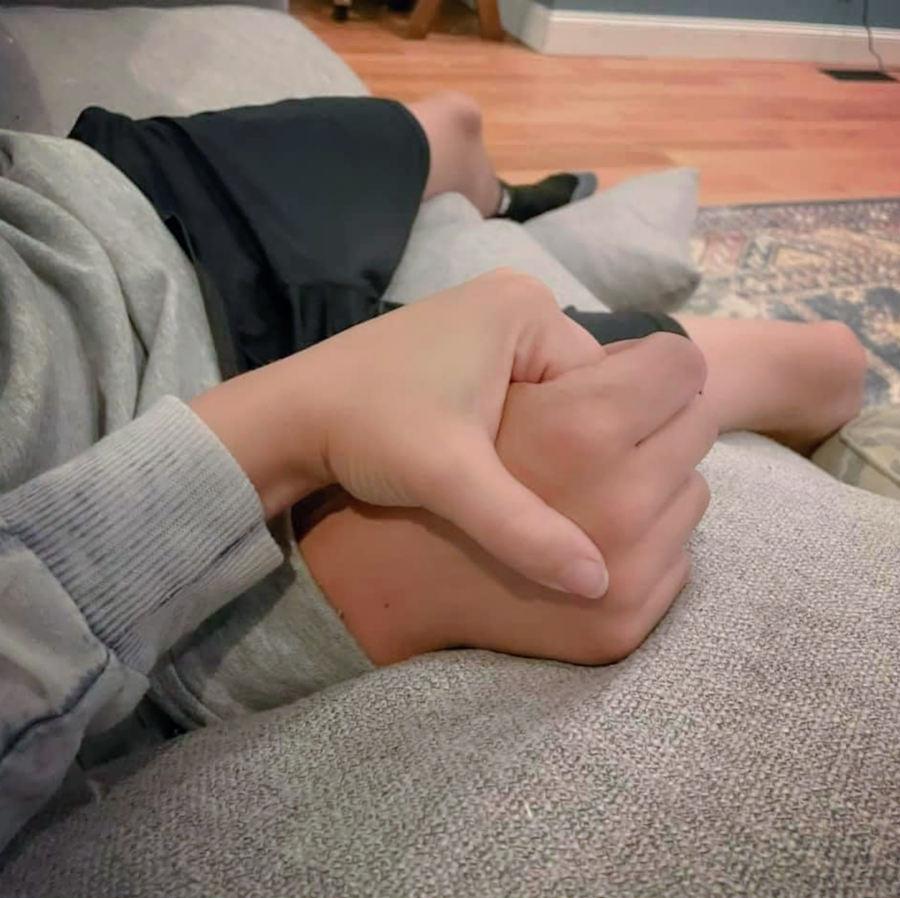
[525,168,701,313]
[384,193,608,314]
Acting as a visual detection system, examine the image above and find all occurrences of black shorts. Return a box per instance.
[71,98,432,375]
[71,98,684,376]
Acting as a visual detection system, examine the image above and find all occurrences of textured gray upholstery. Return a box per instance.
[0,4,363,135]
[3,435,900,897]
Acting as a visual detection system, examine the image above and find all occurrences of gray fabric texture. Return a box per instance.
[0,130,219,489]
[384,193,610,314]
[525,168,702,313]
[0,397,287,853]
[150,514,374,729]
[0,4,364,136]
[0,129,280,849]
[0,130,370,848]
[2,434,900,896]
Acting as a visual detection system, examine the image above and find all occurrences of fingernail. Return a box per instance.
[557,558,609,599]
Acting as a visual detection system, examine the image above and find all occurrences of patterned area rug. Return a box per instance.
[686,198,900,406]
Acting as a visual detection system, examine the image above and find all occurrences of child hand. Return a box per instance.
[194,269,610,598]
[302,332,715,666]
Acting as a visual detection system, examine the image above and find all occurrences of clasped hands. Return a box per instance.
[193,268,717,666]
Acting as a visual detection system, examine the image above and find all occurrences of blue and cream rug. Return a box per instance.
[687,198,900,406]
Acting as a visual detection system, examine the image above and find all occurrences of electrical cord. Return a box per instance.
[862,0,888,73]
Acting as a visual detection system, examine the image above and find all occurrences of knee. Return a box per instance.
[819,321,866,374]
[817,320,867,417]
[431,90,483,140]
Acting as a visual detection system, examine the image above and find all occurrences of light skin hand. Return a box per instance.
[190,269,616,599]
[300,334,716,667]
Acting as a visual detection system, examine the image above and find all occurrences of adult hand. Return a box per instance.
[300,334,716,666]
[192,269,612,598]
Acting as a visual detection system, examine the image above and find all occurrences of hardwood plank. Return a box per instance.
[291,0,900,205]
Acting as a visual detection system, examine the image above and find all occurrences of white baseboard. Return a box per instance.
[494,4,900,66]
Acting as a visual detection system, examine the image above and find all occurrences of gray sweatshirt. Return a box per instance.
[0,130,369,851]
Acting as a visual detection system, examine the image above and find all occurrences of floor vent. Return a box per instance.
[820,69,897,82]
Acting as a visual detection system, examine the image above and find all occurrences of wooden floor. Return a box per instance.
[292,0,900,206]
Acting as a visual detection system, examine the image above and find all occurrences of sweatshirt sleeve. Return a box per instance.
[0,397,283,852]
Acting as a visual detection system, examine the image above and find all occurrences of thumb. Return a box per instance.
[423,435,610,599]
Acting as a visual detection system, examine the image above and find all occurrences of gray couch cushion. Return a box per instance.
[525,168,702,313]
[385,193,609,313]
[3,435,900,897]
[0,5,365,136]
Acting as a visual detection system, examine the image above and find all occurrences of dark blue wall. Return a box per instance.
[543,0,900,29]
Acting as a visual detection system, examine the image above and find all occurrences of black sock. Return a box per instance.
[494,172,597,223]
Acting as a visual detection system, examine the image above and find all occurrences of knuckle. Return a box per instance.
[698,398,721,450]
[474,266,521,289]
[481,266,528,284]
[611,562,647,605]
[558,413,601,456]
[442,91,483,128]
[598,566,691,664]
[678,338,709,389]
[685,392,719,451]
[689,470,712,521]
[410,436,470,505]
[609,480,658,540]
[577,549,694,666]
[495,269,557,310]
[666,552,693,605]
[677,552,693,590]
[570,644,618,667]
[556,412,625,476]
[597,621,646,665]
[567,629,625,666]
[647,332,708,393]
[592,401,629,443]
[575,397,630,452]
[574,590,648,667]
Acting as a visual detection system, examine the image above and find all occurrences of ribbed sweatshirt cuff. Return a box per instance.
[0,397,283,674]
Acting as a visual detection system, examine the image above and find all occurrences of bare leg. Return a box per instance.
[405,92,597,221]
[675,316,867,454]
[406,92,503,217]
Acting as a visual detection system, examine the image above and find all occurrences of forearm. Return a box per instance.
[189,351,331,518]
[0,398,283,850]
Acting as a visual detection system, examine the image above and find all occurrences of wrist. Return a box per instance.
[190,354,332,518]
